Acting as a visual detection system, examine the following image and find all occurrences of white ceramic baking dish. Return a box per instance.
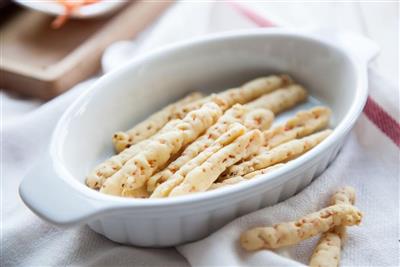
[19,29,378,247]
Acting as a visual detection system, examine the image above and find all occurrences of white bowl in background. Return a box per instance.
[15,0,126,18]
[19,29,378,247]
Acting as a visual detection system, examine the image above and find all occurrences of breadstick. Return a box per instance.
[113,92,204,152]
[243,163,284,179]
[122,185,150,199]
[146,104,247,192]
[100,102,222,196]
[173,75,292,119]
[243,108,275,131]
[86,119,185,189]
[209,176,246,190]
[264,106,331,149]
[244,84,307,114]
[225,129,332,178]
[309,187,356,267]
[210,164,284,190]
[217,75,293,107]
[329,186,356,206]
[150,123,247,198]
[240,204,362,251]
[169,129,263,197]
[147,104,273,193]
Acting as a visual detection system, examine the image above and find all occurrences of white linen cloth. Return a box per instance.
[2,2,399,266]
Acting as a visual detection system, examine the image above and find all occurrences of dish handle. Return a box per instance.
[308,28,380,64]
[19,158,109,226]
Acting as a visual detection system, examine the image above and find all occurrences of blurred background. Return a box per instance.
[1,0,398,116]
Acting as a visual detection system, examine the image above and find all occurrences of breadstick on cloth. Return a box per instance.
[100,102,222,196]
[244,84,307,114]
[147,104,274,192]
[113,92,204,153]
[264,106,331,149]
[150,123,247,198]
[209,164,284,190]
[225,129,332,178]
[169,129,263,197]
[309,186,356,267]
[240,204,362,251]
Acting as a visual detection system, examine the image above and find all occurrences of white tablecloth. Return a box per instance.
[2,2,399,266]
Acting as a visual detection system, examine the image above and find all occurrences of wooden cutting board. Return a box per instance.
[0,1,173,100]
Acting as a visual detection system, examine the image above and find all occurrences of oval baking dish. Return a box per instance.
[19,29,378,247]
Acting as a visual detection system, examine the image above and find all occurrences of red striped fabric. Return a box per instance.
[364,96,400,147]
[228,1,400,147]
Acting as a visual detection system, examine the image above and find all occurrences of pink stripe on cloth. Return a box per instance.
[228,1,276,27]
[229,2,400,147]
[364,96,400,147]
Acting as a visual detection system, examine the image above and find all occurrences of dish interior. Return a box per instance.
[53,33,357,187]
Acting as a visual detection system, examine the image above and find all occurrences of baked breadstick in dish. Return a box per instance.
[150,123,247,198]
[243,108,276,130]
[122,185,150,199]
[264,106,331,149]
[209,164,284,190]
[309,186,356,267]
[245,84,307,114]
[147,104,274,192]
[240,204,362,251]
[169,129,263,197]
[173,75,292,118]
[113,92,204,153]
[99,102,223,196]
[225,129,332,178]
[86,119,185,189]
[148,84,306,191]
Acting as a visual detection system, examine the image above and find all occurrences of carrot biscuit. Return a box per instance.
[263,106,331,149]
[113,92,204,153]
[150,123,247,198]
[100,102,223,196]
[309,187,356,267]
[169,129,263,197]
[225,129,332,178]
[240,204,362,251]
